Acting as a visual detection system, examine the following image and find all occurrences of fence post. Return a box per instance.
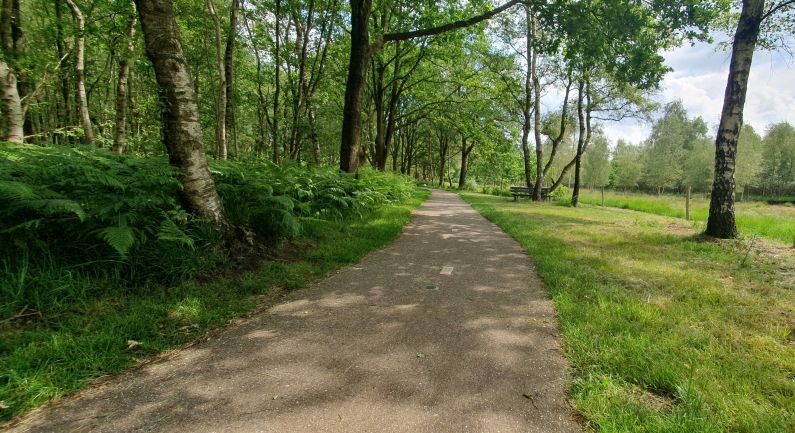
[686,186,691,221]
[601,187,605,206]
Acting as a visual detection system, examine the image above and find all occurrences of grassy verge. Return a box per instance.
[0,189,429,422]
[577,189,795,245]
[461,192,795,433]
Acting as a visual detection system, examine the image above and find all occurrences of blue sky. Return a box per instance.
[601,41,795,144]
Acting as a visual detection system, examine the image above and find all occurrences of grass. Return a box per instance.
[460,192,795,433]
[576,189,795,245]
[0,188,429,423]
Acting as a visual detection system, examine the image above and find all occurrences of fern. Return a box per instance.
[0,143,416,290]
[27,199,86,221]
[157,218,195,249]
[98,226,136,257]
[0,180,38,200]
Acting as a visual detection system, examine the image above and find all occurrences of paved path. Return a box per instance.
[7,191,581,433]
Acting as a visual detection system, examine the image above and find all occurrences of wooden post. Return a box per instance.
[686,186,691,221]
[601,187,605,206]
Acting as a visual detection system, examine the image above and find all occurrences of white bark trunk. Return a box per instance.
[0,60,23,143]
[64,0,94,145]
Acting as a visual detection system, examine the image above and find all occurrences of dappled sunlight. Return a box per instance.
[9,191,578,433]
[461,192,795,432]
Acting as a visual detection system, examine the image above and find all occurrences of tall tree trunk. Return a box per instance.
[113,10,136,153]
[372,57,388,170]
[309,107,322,163]
[64,0,94,145]
[549,78,590,195]
[243,8,267,156]
[206,0,227,160]
[224,0,240,159]
[0,61,23,142]
[340,0,374,172]
[272,0,282,163]
[521,5,534,192]
[571,78,586,207]
[134,0,225,225]
[0,0,22,143]
[705,0,764,239]
[530,16,544,200]
[458,137,474,188]
[438,134,448,187]
[374,41,403,171]
[55,0,71,133]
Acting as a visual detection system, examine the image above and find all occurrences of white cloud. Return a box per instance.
[602,42,795,144]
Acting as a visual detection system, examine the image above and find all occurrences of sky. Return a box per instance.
[599,41,795,145]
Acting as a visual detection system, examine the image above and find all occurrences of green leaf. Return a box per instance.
[0,180,38,201]
[157,218,195,249]
[98,226,136,257]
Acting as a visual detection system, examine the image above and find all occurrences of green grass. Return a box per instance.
[0,189,429,422]
[461,192,795,433]
[577,189,795,245]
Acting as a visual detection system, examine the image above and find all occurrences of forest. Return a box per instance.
[1,0,794,431]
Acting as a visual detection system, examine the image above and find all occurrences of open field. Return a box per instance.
[461,192,795,433]
[576,189,795,245]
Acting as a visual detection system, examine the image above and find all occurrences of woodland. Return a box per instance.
[1,0,794,429]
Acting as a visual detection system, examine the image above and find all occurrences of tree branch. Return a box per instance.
[382,0,523,42]
[762,0,795,21]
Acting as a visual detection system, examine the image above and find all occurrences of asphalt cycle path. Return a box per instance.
[6,190,581,433]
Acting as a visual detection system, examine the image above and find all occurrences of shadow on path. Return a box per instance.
[6,190,581,433]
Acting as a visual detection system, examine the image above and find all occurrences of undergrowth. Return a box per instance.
[0,143,414,320]
[0,142,425,421]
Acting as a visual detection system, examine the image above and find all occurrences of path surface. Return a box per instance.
[6,191,581,433]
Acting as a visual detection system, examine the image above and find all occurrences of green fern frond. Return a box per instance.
[157,219,195,249]
[27,199,86,221]
[98,226,136,257]
[0,180,38,201]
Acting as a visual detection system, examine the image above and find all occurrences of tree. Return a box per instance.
[64,0,94,145]
[706,0,793,238]
[0,0,23,143]
[683,138,715,191]
[224,0,240,157]
[112,8,137,153]
[735,124,763,197]
[133,0,225,225]
[761,122,795,185]
[640,101,707,193]
[339,0,523,172]
[583,134,611,189]
[206,0,227,160]
[610,140,642,190]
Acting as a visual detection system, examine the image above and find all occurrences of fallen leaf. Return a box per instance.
[126,340,142,350]
[0,401,9,410]
[416,352,427,359]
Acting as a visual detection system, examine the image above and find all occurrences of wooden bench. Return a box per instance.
[510,186,551,201]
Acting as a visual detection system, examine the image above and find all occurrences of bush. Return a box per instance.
[0,144,415,319]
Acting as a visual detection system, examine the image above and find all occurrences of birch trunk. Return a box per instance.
[64,0,94,145]
[0,60,23,142]
[134,0,225,225]
[113,11,136,153]
[521,6,534,192]
[705,0,764,239]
